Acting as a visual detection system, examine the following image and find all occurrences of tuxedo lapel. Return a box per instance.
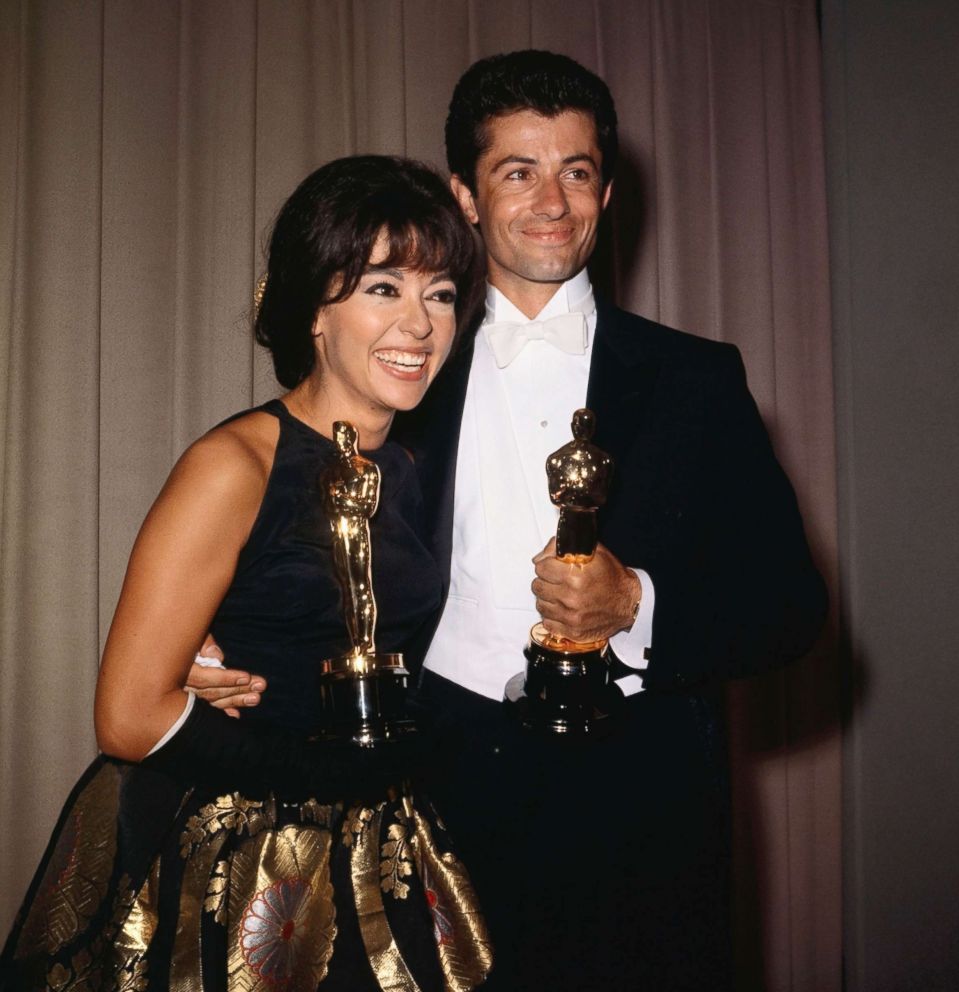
[586,299,661,462]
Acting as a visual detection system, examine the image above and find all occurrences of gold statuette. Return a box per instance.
[505,409,624,735]
[548,407,612,560]
[325,421,380,658]
[318,422,414,747]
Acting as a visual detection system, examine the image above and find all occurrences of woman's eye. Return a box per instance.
[366,281,399,297]
[429,289,457,305]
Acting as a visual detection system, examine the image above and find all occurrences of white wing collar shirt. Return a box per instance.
[423,269,654,700]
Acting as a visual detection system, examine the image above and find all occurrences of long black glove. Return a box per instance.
[140,699,420,802]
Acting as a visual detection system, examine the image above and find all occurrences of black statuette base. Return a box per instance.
[504,633,624,736]
[319,652,418,748]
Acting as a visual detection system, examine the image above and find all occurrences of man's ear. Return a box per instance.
[450,174,480,225]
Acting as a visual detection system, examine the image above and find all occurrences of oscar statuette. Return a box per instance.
[317,421,416,747]
[504,409,625,735]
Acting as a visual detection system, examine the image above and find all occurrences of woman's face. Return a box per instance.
[311,237,458,419]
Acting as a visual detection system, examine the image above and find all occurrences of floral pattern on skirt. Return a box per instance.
[1,758,492,992]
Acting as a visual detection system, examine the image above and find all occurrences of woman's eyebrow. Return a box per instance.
[362,265,405,278]
[363,267,453,285]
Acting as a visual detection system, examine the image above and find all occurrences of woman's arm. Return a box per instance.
[94,416,275,761]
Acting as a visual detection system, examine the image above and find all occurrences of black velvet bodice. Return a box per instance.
[209,400,441,734]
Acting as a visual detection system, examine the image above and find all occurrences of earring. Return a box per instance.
[253,275,267,316]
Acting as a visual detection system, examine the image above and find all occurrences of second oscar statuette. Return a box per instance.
[317,421,416,747]
[504,409,625,735]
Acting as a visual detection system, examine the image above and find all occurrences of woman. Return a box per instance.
[1,156,491,991]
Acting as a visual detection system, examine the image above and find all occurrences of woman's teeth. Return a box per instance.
[374,351,427,371]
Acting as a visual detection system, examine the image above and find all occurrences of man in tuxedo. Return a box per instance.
[393,50,827,991]
[192,50,826,990]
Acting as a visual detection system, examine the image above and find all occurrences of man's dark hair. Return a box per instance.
[255,156,475,389]
[445,50,618,192]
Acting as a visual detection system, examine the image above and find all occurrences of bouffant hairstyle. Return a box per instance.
[255,156,475,389]
[445,49,618,192]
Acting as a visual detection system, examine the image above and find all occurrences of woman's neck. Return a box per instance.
[284,380,393,450]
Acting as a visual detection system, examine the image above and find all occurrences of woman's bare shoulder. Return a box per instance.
[202,410,279,472]
[156,410,281,525]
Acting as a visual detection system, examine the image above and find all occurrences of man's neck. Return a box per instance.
[488,274,564,320]
[486,267,593,323]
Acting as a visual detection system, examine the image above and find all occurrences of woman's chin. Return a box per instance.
[386,388,428,413]
[370,375,432,414]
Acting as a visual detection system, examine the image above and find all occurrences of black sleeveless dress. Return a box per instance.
[0,401,492,992]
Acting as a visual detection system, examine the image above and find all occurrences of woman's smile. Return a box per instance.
[372,347,431,377]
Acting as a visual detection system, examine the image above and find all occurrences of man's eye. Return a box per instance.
[565,168,592,182]
[366,282,399,296]
[506,169,530,181]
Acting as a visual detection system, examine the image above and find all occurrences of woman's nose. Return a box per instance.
[398,296,432,337]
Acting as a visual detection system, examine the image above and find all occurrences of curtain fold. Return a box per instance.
[0,3,839,989]
[1,0,104,939]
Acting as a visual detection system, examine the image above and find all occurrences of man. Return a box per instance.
[193,51,826,990]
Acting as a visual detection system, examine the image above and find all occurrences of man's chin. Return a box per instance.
[517,261,584,285]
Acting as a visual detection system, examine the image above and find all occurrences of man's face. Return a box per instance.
[451,109,611,316]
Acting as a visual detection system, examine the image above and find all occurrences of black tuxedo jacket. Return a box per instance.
[394,298,826,691]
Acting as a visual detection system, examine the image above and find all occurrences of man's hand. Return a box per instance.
[532,538,641,643]
[185,635,267,719]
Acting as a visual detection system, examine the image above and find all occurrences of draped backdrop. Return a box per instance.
[0,2,839,988]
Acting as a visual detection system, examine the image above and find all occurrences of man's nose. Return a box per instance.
[532,176,570,219]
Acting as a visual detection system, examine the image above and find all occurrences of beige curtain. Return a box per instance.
[0,2,839,988]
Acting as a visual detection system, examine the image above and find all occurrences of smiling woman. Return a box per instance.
[256,156,475,399]
[303,251,459,445]
[0,157,491,992]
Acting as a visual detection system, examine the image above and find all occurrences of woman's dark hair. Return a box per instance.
[445,50,618,192]
[255,155,476,389]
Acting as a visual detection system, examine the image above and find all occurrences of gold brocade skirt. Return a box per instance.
[0,758,492,992]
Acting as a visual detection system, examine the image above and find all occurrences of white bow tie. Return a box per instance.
[483,311,588,369]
